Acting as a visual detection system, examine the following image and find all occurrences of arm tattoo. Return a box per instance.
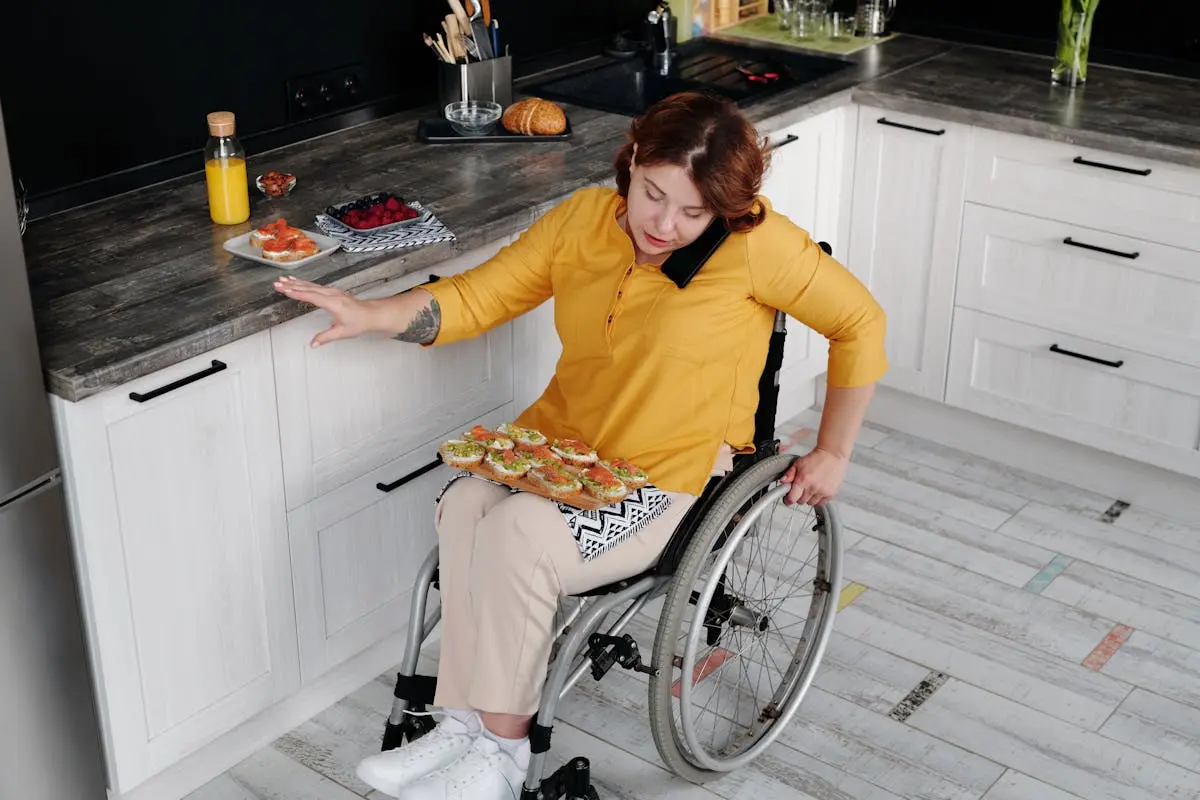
[394,297,442,344]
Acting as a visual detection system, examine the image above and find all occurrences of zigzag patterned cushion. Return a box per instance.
[434,472,673,561]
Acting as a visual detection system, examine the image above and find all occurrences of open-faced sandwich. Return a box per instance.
[439,438,486,468]
[250,217,304,247]
[261,233,320,262]
[529,463,583,499]
[498,423,549,447]
[600,459,649,490]
[485,447,531,479]
[580,464,629,503]
[463,425,514,451]
[515,443,561,468]
[551,438,598,468]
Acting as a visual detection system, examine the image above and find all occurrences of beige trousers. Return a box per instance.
[432,446,733,716]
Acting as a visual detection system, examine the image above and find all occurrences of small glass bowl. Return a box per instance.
[444,101,502,137]
[256,171,297,198]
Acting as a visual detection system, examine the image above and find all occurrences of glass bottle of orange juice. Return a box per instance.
[204,111,250,225]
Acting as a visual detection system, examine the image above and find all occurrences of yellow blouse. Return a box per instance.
[424,187,887,495]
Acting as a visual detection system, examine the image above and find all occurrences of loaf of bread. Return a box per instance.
[502,98,568,136]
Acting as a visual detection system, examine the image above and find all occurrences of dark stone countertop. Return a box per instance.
[852,45,1200,169]
[21,35,1200,402]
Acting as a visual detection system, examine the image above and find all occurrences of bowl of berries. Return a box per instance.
[323,192,427,234]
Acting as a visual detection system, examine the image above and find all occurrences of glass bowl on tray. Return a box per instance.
[444,101,502,137]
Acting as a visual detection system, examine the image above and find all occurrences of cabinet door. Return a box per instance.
[946,308,1200,479]
[759,108,854,420]
[846,107,969,401]
[272,241,515,510]
[51,332,298,794]
[289,404,514,681]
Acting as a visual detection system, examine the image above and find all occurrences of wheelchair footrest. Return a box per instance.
[586,633,658,681]
[380,713,437,752]
[520,757,599,800]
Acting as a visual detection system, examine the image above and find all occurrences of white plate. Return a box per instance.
[223,227,341,268]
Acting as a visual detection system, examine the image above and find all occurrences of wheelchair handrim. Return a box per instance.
[677,487,843,772]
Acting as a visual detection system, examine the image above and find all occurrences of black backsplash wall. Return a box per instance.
[1,0,651,216]
[894,0,1200,77]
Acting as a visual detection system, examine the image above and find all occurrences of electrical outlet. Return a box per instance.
[286,63,369,122]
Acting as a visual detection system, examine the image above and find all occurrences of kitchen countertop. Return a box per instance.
[21,36,1200,402]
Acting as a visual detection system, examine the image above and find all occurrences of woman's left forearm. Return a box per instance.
[815,383,877,460]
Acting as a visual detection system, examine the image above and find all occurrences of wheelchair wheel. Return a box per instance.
[647,453,843,781]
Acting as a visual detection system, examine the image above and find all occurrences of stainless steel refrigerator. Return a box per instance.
[0,105,110,797]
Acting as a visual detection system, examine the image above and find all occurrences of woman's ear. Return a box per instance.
[630,143,639,167]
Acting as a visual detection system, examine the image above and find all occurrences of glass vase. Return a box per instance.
[1051,0,1099,86]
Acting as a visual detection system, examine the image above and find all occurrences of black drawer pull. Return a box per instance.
[767,134,800,151]
[129,360,227,403]
[377,457,444,493]
[1072,156,1152,177]
[877,117,945,136]
[1062,237,1140,260]
[1049,344,1124,369]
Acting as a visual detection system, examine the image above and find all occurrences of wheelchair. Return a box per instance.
[377,242,846,800]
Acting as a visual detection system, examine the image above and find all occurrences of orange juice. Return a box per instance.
[205,156,250,225]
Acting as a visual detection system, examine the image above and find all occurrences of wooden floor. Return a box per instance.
[187,410,1200,800]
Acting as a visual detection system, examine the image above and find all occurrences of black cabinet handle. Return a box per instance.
[1049,344,1124,369]
[1072,156,1152,176]
[1062,237,1140,260]
[877,117,945,136]
[129,360,227,403]
[377,457,444,493]
[767,134,800,152]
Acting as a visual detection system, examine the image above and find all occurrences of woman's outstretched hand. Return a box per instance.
[274,276,374,348]
[780,448,848,507]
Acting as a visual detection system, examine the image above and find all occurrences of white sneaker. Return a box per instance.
[398,735,528,800]
[356,712,481,797]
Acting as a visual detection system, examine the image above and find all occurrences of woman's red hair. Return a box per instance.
[614,91,769,233]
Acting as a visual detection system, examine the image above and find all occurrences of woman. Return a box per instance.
[274,91,886,800]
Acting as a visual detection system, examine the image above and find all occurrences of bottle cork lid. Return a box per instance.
[207,111,236,137]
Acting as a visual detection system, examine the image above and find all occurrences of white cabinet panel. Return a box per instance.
[290,404,514,681]
[965,127,1200,253]
[946,309,1200,478]
[760,107,855,415]
[272,242,515,509]
[846,107,970,401]
[51,332,299,794]
[956,203,1200,367]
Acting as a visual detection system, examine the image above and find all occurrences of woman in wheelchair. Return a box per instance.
[274,91,886,800]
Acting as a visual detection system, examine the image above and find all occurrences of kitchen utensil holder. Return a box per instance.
[438,56,513,114]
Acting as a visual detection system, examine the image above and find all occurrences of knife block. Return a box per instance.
[438,56,513,113]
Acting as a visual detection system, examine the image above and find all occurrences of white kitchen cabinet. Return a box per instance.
[846,106,970,401]
[956,203,1200,369]
[50,331,299,795]
[759,107,855,422]
[272,241,515,510]
[965,126,1200,253]
[289,403,514,681]
[945,308,1200,479]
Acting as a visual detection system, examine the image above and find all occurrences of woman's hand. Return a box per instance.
[780,448,848,507]
[274,276,375,348]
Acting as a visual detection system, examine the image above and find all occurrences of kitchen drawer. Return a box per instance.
[289,402,514,682]
[272,240,515,509]
[956,203,1200,368]
[946,308,1200,479]
[965,127,1200,252]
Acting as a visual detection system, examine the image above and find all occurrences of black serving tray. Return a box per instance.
[417,118,572,144]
